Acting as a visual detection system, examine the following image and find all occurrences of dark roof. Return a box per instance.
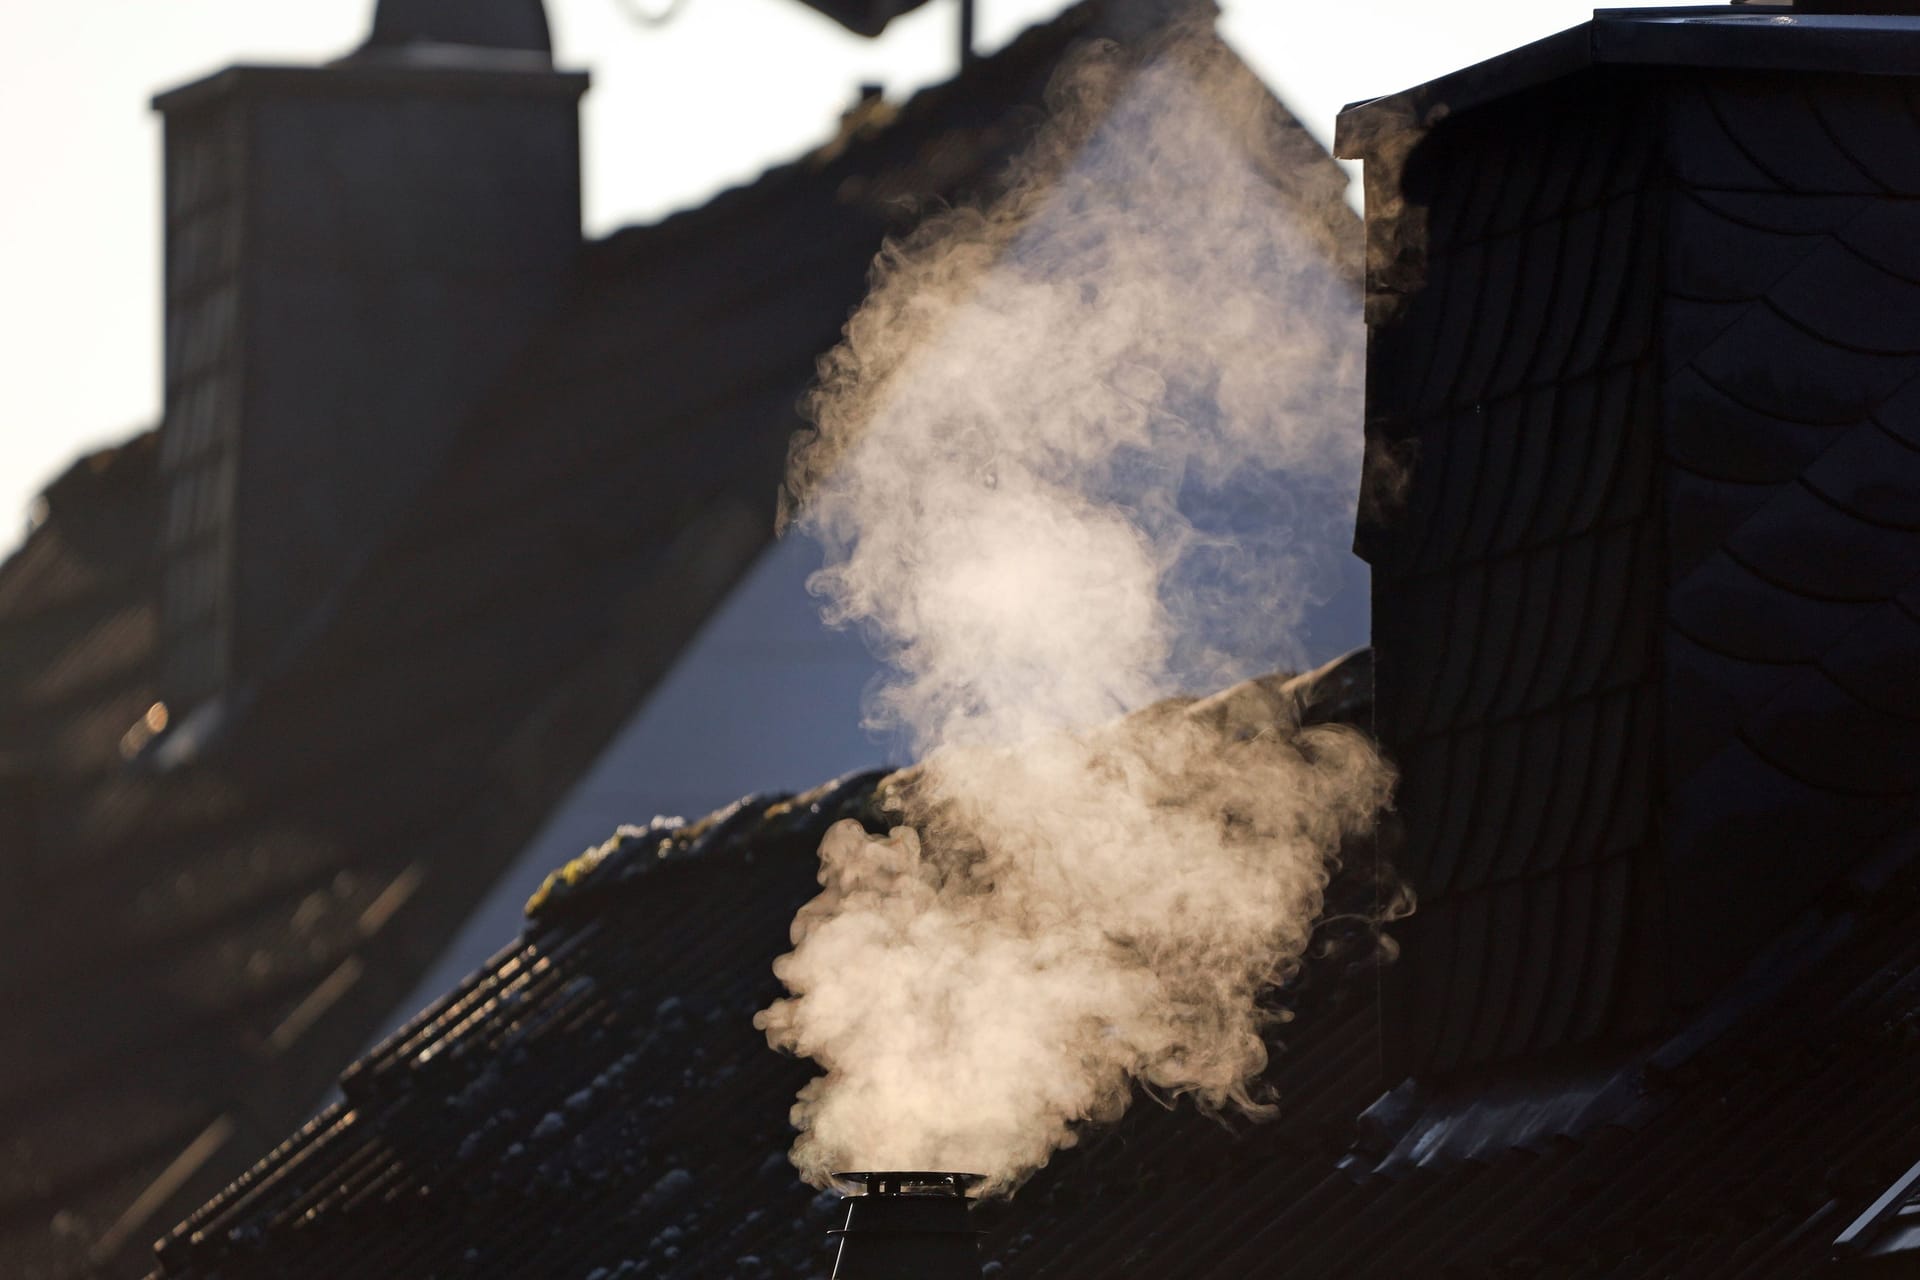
[0,433,162,776]
[146,653,1920,1279]
[1336,6,1920,155]
[0,6,1357,1276]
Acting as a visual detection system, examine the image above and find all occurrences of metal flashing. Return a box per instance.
[1338,5,1920,158]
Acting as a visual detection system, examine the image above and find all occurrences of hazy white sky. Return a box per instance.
[0,0,1674,548]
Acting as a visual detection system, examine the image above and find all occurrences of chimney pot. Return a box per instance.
[827,1172,983,1280]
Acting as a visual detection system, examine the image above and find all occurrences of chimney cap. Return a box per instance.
[832,1171,983,1197]
[1336,4,1920,160]
[363,0,553,61]
[789,1,939,37]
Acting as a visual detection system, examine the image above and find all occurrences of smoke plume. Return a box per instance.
[756,8,1393,1194]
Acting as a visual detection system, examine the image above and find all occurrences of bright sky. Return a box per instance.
[0,0,1679,550]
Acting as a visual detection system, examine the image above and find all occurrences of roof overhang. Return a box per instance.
[1337,5,1920,159]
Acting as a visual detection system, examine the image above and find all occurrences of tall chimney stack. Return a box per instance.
[150,0,585,713]
[1339,4,1920,1078]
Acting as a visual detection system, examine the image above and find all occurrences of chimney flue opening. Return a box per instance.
[826,1171,984,1280]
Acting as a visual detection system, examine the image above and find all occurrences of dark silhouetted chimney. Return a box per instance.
[364,0,553,55]
[789,0,940,37]
[149,0,585,713]
[827,1173,983,1279]
[1338,5,1920,1078]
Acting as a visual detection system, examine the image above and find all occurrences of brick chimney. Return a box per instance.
[150,0,585,711]
[1339,5,1920,1077]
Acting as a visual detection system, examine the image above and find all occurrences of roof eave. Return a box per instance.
[1336,6,1920,160]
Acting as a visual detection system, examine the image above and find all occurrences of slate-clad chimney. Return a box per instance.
[151,0,585,711]
[1338,5,1920,1078]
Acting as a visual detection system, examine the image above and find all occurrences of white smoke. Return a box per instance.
[756,9,1393,1195]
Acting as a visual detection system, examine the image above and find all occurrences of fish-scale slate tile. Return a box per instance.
[1668,76,1853,194]
[1691,305,1917,425]
[1771,241,1920,357]
[1801,421,1920,531]
[1656,74,1920,1028]
[1746,666,1920,799]
[1810,81,1920,195]
[1837,200,1920,285]
[1821,599,1920,721]
[1723,484,1920,604]
[1669,189,1823,305]
[1670,549,1872,666]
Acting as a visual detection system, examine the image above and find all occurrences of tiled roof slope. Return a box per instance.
[0,433,162,777]
[0,5,1352,1274]
[150,653,1920,1278]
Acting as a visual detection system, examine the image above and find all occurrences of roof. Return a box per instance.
[147,652,1920,1278]
[0,5,1357,1276]
[1335,6,1920,157]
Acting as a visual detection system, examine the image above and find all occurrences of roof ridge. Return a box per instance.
[589,1,1106,262]
[524,770,891,921]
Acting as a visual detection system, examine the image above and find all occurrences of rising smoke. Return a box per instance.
[755,6,1394,1195]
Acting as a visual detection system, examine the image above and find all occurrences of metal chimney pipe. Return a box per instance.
[827,1172,983,1279]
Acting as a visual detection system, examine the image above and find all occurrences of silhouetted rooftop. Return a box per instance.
[0,6,1357,1275]
[145,653,1920,1278]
